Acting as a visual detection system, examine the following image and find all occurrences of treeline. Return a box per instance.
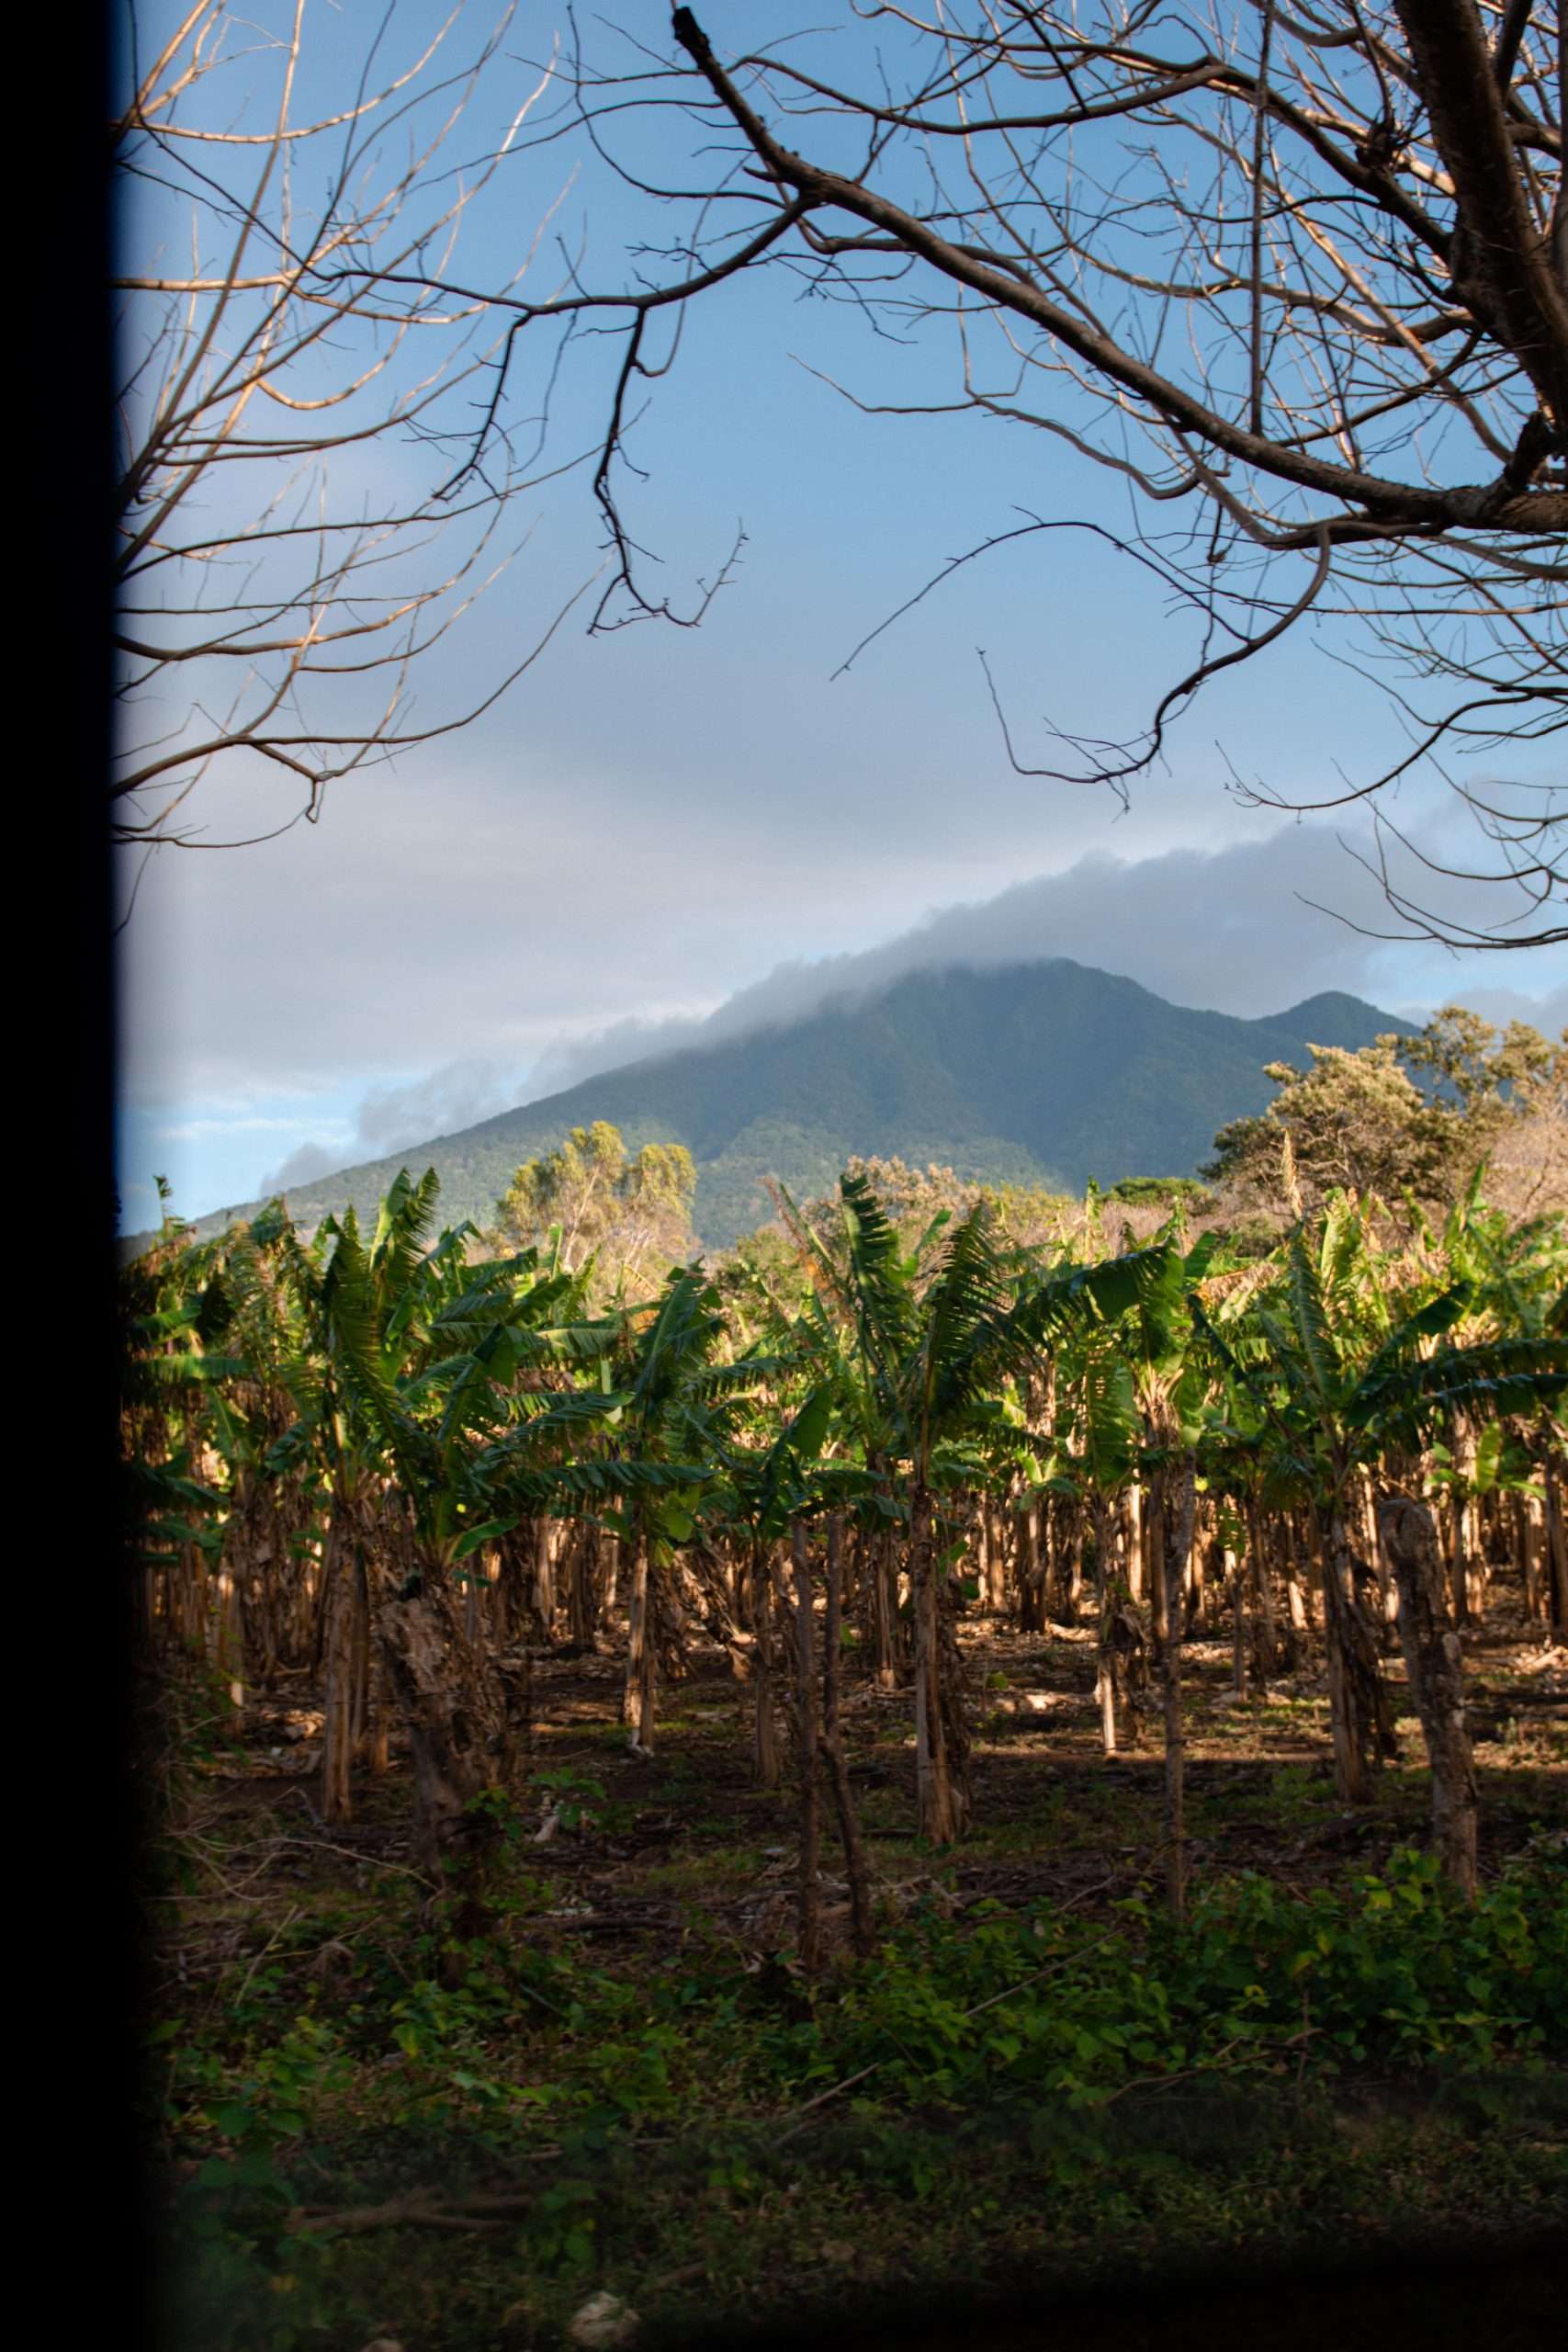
[461,1003,1568,1296]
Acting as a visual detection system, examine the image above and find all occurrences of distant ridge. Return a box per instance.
[156,960,1409,1251]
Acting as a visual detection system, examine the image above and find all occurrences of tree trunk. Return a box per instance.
[350,1544,375,1758]
[982,1499,1008,1611]
[1390,0,1568,447]
[229,1475,279,1694]
[936,1534,972,1829]
[1377,1492,1479,1898]
[215,1570,244,1713]
[1066,1513,1085,1621]
[367,1645,391,1776]
[1043,1494,1066,1624]
[184,1541,202,1654]
[1283,1511,1309,1652]
[495,1527,529,1647]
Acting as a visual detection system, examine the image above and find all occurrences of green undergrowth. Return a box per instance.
[164,2085,1568,2352]
[152,1836,1568,2348]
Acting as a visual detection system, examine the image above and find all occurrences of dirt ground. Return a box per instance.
[159,1605,1567,1996]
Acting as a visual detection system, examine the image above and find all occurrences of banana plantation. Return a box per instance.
[132,1161,1568,2346]
[130,1160,1567,1884]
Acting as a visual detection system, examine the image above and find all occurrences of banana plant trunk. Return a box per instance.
[494,1526,529,1647]
[1545,1449,1568,1641]
[872,1523,899,1689]
[378,1559,525,1875]
[1227,1545,1248,1699]
[1018,1495,1045,1634]
[752,1540,781,1787]
[1124,1484,1145,1603]
[532,1514,555,1642]
[321,1515,358,1824]
[1322,1513,1369,1804]
[1377,1492,1478,1897]
[1153,1452,1195,1916]
[1247,1494,1276,1694]
[821,1514,874,1955]
[910,1484,968,1844]
[623,1518,658,1755]
[1448,1414,1477,1627]
[1091,1495,1118,1758]
[1320,1501,1393,1805]
[227,1472,279,1694]
[569,1522,599,1647]
[792,1521,821,1973]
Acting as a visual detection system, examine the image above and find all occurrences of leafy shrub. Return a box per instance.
[787,1849,1568,2107]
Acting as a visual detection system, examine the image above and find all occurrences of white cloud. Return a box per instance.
[353,1060,529,1156]
[255,1058,527,1196]
[1443,980,1568,1036]
[258,1140,349,1193]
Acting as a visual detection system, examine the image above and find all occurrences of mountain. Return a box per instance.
[165,961,1409,1251]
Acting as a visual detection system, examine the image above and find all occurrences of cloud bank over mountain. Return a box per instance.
[520,830,1568,1103]
[259,1060,524,1196]
[243,828,1565,1202]
[143,808,1561,1213]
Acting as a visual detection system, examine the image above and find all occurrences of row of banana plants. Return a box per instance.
[123,1161,1568,1909]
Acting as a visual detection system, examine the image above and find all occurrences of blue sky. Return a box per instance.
[118,3,1566,1227]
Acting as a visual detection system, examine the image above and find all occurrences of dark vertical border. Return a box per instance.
[22,0,136,2339]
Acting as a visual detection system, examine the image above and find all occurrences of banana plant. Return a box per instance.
[1197,1199,1568,1802]
[1075,1227,1223,1898]
[256,1172,614,1836]
[587,1264,777,1755]
[120,1227,251,1661]
[798,1172,1177,1840]
[707,1378,838,1782]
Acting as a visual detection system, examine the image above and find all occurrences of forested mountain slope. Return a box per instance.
[171,961,1407,1249]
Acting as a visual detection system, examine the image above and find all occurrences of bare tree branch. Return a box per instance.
[414,2,1563,947]
[114,0,587,853]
